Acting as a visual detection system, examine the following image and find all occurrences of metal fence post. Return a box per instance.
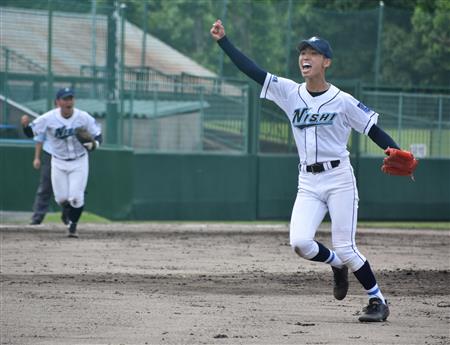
[47,0,53,110]
[141,1,148,69]
[199,86,204,151]
[119,3,126,146]
[397,93,403,147]
[247,82,259,155]
[218,0,228,79]
[128,88,134,147]
[437,96,443,157]
[285,0,292,77]
[106,0,118,145]
[2,48,9,124]
[151,86,158,149]
[374,1,384,86]
[91,0,97,98]
[242,84,249,153]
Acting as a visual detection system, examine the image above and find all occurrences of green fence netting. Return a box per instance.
[1,2,449,158]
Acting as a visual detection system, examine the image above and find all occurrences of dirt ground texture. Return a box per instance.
[0,222,449,345]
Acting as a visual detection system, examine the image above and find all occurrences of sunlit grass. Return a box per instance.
[44,212,111,223]
[70,216,450,230]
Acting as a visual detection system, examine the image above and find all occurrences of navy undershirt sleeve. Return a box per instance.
[217,36,267,86]
[94,134,103,145]
[368,124,400,150]
[23,125,34,138]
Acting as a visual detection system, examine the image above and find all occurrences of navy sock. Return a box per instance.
[353,261,377,290]
[353,260,386,303]
[310,241,331,262]
[69,206,84,224]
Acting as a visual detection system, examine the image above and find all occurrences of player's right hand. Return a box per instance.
[21,115,30,127]
[83,141,98,151]
[33,158,41,170]
[210,19,225,41]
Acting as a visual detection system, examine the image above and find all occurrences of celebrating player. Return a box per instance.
[28,88,102,238]
[210,19,417,322]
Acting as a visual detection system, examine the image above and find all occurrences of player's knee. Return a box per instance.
[291,238,317,259]
[69,196,84,208]
[55,197,68,206]
[334,245,366,272]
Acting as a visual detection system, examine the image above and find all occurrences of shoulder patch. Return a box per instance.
[272,75,278,83]
[357,102,372,113]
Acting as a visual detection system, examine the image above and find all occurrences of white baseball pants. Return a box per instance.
[289,159,367,272]
[51,154,89,208]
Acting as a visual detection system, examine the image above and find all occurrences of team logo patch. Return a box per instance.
[55,125,75,139]
[292,107,337,129]
[272,75,278,83]
[357,102,372,113]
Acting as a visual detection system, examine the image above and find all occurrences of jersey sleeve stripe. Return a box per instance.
[363,112,377,134]
[263,74,273,99]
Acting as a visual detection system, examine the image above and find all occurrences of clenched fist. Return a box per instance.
[210,19,225,41]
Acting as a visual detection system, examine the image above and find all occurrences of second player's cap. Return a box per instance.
[55,87,75,99]
[297,36,333,59]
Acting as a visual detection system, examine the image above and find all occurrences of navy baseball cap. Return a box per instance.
[55,87,75,99]
[297,36,333,59]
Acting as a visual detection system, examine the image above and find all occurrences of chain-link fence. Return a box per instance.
[1,2,449,158]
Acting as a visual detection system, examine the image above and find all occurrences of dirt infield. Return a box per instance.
[1,223,449,345]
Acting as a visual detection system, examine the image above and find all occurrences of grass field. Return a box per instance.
[26,212,450,231]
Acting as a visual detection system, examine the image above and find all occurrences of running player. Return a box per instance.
[210,19,399,322]
[29,88,102,238]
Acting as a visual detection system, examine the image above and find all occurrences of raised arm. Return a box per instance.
[210,19,267,86]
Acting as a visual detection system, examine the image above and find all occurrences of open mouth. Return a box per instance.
[302,62,312,71]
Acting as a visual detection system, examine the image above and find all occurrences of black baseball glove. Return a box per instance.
[75,127,97,151]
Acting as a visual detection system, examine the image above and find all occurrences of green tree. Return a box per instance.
[412,0,450,85]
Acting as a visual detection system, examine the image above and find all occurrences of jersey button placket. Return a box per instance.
[67,135,77,159]
[305,127,316,164]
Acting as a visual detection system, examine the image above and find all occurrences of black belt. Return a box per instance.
[54,153,86,161]
[306,160,340,173]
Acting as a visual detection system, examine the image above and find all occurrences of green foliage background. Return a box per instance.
[2,0,449,86]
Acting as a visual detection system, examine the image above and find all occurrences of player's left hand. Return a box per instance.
[75,127,98,151]
[210,19,225,41]
[381,147,418,179]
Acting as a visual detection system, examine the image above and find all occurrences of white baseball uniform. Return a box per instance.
[261,73,378,272]
[31,107,101,208]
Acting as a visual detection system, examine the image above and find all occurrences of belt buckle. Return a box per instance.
[310,163,322,174]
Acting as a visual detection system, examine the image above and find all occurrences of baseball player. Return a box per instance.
[21,111,70,226]
[28,88,102,238]
[210,19,413,322]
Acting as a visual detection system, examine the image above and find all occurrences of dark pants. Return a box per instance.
[31,151,53,223]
